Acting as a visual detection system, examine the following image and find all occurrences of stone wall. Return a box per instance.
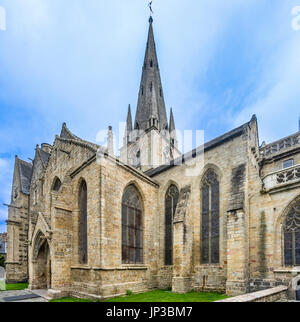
[216,285,288,302]
[20,117,300,299]
[151,121,252,295]
[6,158,30,283]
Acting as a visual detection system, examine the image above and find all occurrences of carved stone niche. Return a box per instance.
[173,185,191,224]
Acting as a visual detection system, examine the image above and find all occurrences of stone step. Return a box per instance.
[3,293,41,302]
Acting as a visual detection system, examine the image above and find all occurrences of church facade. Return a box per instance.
[5,17,300,300]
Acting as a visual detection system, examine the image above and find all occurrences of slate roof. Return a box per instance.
[145,120,250,177]
[17,158,33,195]
[38,148,50,167]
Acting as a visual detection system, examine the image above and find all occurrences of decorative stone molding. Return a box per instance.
[260,133,300,158]
[277,166,300,184]
[263,164,300,193]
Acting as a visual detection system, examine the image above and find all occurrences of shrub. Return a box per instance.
[0,255,5,268]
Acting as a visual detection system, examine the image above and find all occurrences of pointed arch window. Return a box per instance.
[122,185,143,264]
[201,170,220,264]
[150,60,153,67]
[79,180,88,264]
[284,202,300,266]
[52,177,61,192]
[165,185,179,265]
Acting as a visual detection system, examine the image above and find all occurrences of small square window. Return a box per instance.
[283,159,294,169]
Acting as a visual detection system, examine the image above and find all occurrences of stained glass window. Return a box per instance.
[284,202,300,266]
[79,180,88,264]
[165,185,179,265]
[201,170,220,264]
[122,185,143,264]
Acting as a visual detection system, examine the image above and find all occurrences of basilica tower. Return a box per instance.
[121,17,180,171]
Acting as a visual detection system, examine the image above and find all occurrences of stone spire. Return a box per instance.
[134,17,168,132]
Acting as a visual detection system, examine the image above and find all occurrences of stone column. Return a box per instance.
[172,186,192,293]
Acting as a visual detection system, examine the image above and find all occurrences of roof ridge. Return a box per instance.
[145,119,251,177]
[57,136,99,152]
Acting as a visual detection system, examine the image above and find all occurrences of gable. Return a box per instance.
[11,157,32,202]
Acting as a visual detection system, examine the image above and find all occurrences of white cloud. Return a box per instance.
[234,28,300,144]
[0,158,13,227]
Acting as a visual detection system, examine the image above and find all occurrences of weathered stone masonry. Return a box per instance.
[5,17,300,299]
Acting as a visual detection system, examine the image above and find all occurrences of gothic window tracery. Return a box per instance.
[201,170,220,264]
[165,184,179,265]
[284,202,300,266]
[122,185,143,264]
[79,180,88,264]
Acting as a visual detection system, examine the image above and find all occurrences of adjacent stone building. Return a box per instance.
[5,17,300,299]
[0,233,7,258]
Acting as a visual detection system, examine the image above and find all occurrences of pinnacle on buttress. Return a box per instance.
[169,108,178,147]
[169,108,176,132]
[126,104,133,132]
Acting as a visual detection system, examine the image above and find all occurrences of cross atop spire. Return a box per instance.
[134,16,168,133]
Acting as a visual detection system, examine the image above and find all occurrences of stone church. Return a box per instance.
[5,17,300,300]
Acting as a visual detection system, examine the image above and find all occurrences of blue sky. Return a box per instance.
[1,0,300,232]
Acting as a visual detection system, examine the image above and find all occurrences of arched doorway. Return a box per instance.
[32,232,51,289]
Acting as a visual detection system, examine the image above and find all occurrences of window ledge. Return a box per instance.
[274,267,300,274]
[70,265,91,270]
[70,265,148,271]
[121,265,148,270]
[195,264,224,269]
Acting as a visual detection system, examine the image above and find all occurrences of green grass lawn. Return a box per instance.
[49,297,95,302]
[0,283,29,291]
[105,290,229,302]
[50,290,229,302]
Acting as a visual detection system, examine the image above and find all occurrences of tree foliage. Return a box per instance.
[0,255,5,268]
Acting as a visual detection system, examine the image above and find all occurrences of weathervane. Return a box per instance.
[148,1,153,16]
